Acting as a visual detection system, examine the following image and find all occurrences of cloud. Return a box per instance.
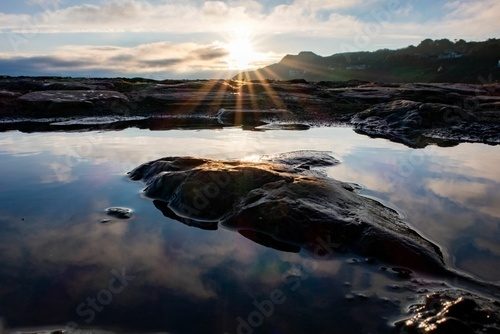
[0,0,494,40]
[0,41,235,78]
[1,0,499,77]
[203,1,230,16]
[426,178,500,219]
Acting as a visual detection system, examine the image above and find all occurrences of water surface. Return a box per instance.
[0,127,498,333]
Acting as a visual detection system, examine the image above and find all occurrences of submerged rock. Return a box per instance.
[395,289,500,334]
[129,151,447,274]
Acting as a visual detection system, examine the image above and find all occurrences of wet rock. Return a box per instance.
[395,289,500,334]
[153,200,218,231]
[105,207,133,220]
[0,77,498,148]
[255,123,311,131]
[0,90,20,115]
[41,81,96,91]
[390,267,414,279]
[18,90,129,116]
[129,152,447,273]
[351,100,500,147]
[216,108,293,125]
[0,90,20,98]
[261,150,340,169]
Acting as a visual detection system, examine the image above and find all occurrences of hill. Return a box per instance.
[237,39,500,83]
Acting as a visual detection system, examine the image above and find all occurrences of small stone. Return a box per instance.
[391,267,413,279]
[105,207,133,219]
[345,294,355,301]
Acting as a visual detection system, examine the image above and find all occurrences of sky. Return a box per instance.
[0,0,499,79]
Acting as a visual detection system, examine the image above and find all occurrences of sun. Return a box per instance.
[225,28,260,70]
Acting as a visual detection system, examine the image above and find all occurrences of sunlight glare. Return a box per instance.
[225,26,259,70]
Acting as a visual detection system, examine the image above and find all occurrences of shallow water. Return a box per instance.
[0,127,498,333]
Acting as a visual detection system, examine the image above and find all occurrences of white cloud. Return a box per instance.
[0,39,280,78]
[0,0,499,75]
[0,41,231,76]
[203,1,230,16]
[0,0,495,41]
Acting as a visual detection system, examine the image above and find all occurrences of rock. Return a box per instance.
[129,152,448,274]
[38,81,96,91]
[255,123,311,131]
[0,90,20,98]
[18,90,129,116]
[351,100,500,147]
[105,207,134,220]
[0,90,21,116]
[395,289,500,334]
[0,77,498,147]
[261,150,340,169]
[216,108,293,125]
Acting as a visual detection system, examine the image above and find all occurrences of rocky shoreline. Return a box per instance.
[0,76,499,147]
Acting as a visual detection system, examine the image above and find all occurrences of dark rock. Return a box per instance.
[129,152,448,274]
[390,267,413,279]
[395,290,500,334]
[256,123,311,131]
[352,100,500,147]
[0,90,20,98]
[0,90,21,115]
[41,82,96,91]
[17,90,129,117]
[153,200,218,231]
[261,150,340,169]
[0,77,498,148]
[105,207,133,220]
[216,108,293,125]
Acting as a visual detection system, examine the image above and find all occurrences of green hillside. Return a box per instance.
[237,39,500,83]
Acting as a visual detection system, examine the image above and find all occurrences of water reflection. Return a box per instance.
[0,127,498,332]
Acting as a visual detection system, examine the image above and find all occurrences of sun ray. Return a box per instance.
[255,68,286,109]
[245,81,260,112]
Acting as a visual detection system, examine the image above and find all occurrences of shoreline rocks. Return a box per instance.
[351,99,499,148]
[0,77,499,147]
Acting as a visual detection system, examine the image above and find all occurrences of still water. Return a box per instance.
[0,127,498,333]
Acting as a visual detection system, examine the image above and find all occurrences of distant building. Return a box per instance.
[438,51,464,59]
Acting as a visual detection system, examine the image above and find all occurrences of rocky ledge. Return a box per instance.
[352,99,500,148]
[0,77,499,147]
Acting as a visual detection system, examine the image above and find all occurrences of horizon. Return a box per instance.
[0,0,499,79]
